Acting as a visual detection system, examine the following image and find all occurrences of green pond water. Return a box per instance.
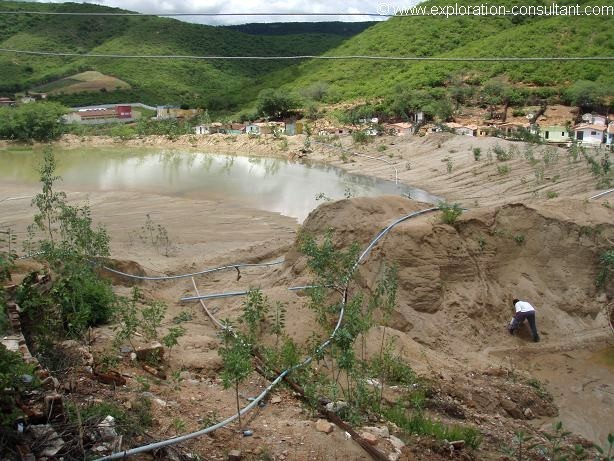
[0,147,439,221]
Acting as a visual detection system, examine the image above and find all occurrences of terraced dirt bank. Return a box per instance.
[2,132,612,460]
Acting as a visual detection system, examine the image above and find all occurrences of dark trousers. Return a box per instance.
[509,311,540,342]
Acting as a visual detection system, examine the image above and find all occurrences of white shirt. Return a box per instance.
[514,300,535,313]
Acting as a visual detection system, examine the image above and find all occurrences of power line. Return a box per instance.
[0,11,387,16]
[0,48,612,61]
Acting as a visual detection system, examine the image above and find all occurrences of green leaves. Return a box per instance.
[218,329,253,391]
[241,288,269,340]
[0,102,68,142]
[438,201,463,225]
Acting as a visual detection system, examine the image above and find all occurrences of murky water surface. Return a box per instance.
[0,147,438,221]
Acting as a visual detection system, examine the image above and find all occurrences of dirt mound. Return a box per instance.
[283,196,613,365]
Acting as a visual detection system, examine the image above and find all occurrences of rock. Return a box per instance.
[120,345,133,354]
[364,426,389,438]
[524,408,534,419]
[360,431,378,445]
[135,342,164,362]
[389,435,405,450]
[228,449,242,460]
[28,425,65,457]
[450,440,465,450]
[153,398,167,408]
[97,416,118,441]
[388,451,401,461]
[325,401,348,414]
[270,395,282,404]
[130,352,137,362]
[315,419,334,434]
[500,399,523,419]
[179,371,192,380]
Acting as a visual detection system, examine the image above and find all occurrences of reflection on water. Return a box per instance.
[0,147,439,221]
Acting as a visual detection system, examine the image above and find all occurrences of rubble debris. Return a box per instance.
[43,393,64,420]
[28,425,65,457]
[142,363,167,379]
[389,435,405,450]
[500,399,523,419]
[93,369,126,386]
[228,449,242,460]
[315,419,334,434]
[359,431,378,445]
[135,342,165,362]
[325,400,348,414]
[363,425,389,438]
[450,440,465,450]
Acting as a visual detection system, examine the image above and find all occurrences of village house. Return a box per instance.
[574,123,606,145]
[63,105,135,125]
[284,121,304,136]
[224,123,246,135]
[445,122,477,136]
[248,121,285,135]
[156,106,202,120]
[193,125,210,135]
[606,123,614,146]
[498,122,530,138]
[0,97,15,106]
[477,125,495,137]
[539,125,571,143]
[385,122,413,136]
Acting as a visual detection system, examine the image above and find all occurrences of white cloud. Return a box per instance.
[30,0,422,25]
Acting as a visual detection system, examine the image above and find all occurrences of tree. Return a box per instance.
[256,88,299,119]
[0,102,68,142]
[564,80,606,112]
[218,323,253,431]
[30,147,66,249]
[300,81,329,102]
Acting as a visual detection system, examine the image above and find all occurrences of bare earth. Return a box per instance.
[2,132,613,460]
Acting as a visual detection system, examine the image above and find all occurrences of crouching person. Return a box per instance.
[508,298,540,342]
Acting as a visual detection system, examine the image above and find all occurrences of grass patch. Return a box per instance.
[384,404,482,449]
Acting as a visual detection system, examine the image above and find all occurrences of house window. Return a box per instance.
[561,132,565,136]
[591,131,597,135]
[545,131,549,139]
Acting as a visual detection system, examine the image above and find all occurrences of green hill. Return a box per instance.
[0,0,612,114]
[272,0,613,102]
[0,1,370,109]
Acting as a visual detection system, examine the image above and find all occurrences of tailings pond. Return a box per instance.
[0,147,438,221]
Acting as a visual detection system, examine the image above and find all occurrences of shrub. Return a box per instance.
[473,147,481,161]
[438,201,463,225]
[597,248,614,288]
[494,145,512,161]
[497,164,511,175]
[352,130,370,144]
[0,346,38,427]
[546,191,558,199]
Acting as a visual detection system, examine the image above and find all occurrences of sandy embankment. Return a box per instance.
[2,132,613,457]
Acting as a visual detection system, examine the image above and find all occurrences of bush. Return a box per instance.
[352,130,371,144]
[497,164,511,175]
[0,345,38,427]
[0,102,69,142]
[494,145,512,161]
[473,147,481,161]
[438,201,463,225]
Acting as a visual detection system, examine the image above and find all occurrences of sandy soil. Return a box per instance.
[2,133,613,459]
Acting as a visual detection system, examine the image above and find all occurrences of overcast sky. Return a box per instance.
[30,0,422,25]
